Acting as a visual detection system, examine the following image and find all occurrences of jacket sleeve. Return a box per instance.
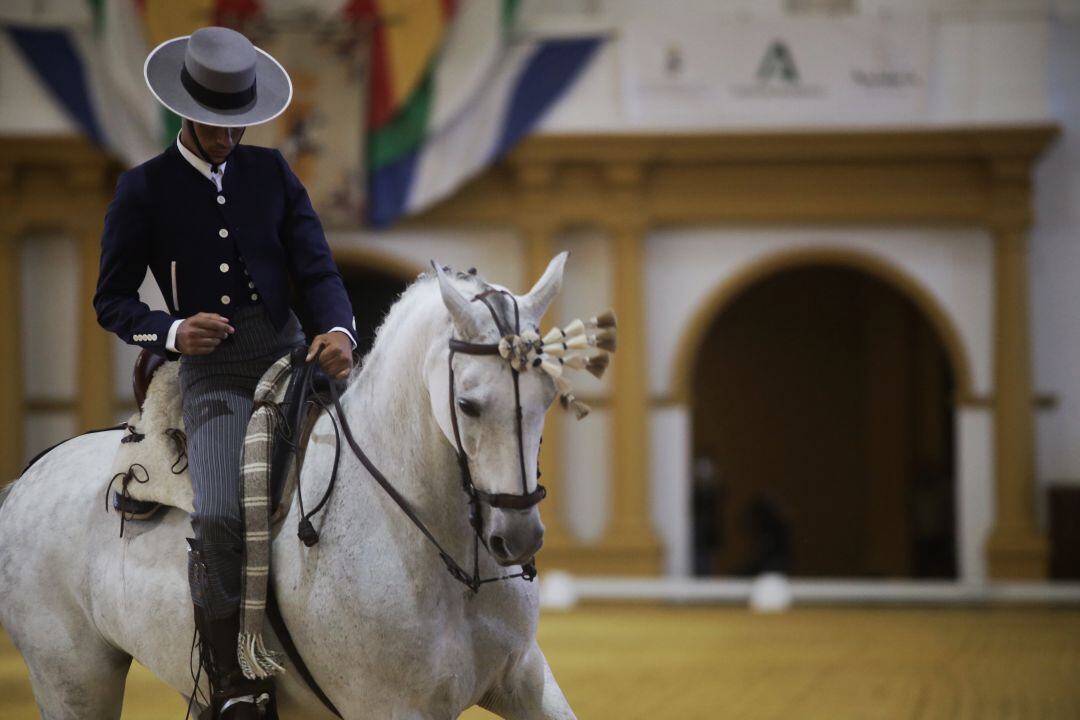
[93,168,178,358]
[274,150,356,340]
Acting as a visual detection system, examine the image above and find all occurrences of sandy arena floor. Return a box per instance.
[2,605,1079,719]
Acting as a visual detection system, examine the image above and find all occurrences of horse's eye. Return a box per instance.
[457,398,481,418]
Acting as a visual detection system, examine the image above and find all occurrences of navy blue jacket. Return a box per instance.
[94,142,355,357]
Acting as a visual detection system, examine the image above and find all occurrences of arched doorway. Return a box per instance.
[296,252,416,359]
[690,264,957,579]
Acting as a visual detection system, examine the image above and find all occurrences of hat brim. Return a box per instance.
[144,36,292,128]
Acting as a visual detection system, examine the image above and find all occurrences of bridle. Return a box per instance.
[448,288,547,512]
[312,286,546,593]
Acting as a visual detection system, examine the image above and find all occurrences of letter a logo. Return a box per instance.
[757,41,799,84]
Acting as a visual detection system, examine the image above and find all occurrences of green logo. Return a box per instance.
[757,41,799,84]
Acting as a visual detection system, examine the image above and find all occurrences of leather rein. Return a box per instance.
[304,287,545,593]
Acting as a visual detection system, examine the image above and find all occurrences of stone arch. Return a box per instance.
[328,247,424,357]
[670,246,976,405]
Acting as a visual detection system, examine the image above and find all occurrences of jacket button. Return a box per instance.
[251,293,259,301]
[217,195,226,205]
[219,228,229,238]
[219,263,229,273]
[248,281,255,289]
[221,295,231,305]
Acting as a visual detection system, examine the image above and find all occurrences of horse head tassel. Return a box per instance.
[585,353,610,379]
[497,308,616,421]
[591,310,617,329]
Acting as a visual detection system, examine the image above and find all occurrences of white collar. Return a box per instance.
[176,132,226,189]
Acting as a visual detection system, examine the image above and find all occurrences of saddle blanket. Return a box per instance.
[109,358,293,516]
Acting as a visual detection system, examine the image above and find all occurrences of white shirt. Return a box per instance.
[167,135,356,353]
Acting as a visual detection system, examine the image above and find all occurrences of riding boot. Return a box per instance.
[189,540,278,719]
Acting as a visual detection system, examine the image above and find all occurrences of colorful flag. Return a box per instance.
[364,0,602,227]
[3,0,602,228]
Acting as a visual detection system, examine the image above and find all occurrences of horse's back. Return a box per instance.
[0,430,123,613]
[0,429,198,689]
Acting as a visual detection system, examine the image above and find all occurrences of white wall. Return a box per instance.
[644,227,996,399]
[538,0,1052,132]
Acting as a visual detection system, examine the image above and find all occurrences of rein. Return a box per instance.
[296,287,545,593]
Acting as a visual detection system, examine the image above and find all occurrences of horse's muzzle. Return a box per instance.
[487,509,545,566]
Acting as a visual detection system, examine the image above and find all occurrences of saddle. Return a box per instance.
[112,348,325,527]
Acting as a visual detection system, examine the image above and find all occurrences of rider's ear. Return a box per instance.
[433,261,484,338]
[520,251,569,321]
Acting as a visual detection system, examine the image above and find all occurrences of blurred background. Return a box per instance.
[2,0,1079,717]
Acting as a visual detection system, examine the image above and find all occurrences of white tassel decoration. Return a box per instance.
[540,359,564,378]
[562,355,587,370]
[566,335,590,350]
[563,318,586,337]
[542,327,565,344]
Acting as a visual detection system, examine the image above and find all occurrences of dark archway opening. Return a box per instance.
[295,262,411,360]
[690,265,957,579]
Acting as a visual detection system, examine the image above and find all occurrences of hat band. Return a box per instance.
[180,66,257,111]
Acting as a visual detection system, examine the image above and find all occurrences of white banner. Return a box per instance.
[622,16,930,127]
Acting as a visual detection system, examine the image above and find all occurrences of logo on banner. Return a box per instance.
[757,41,799,84]
[733,39,824,98]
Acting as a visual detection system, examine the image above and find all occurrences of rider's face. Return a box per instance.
[183,120,246,165]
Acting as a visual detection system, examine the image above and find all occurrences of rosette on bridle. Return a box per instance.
[495,310,617,420]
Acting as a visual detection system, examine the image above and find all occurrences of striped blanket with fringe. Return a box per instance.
[237,354,296,680]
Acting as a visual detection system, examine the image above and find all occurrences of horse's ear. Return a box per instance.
[433,261,484,338]
[521,251,569,321]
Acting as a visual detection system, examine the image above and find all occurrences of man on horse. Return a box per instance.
[93,26,355,719]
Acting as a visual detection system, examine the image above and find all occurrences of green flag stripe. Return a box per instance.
[502,0,521,32]
[88,0,105,33]
[367,71,433,171]
[163,108,182,147]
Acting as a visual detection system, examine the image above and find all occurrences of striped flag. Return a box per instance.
[3,0,601,228]
[363,0,602,227]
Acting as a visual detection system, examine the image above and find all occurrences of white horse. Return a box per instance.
[0,253,577,720]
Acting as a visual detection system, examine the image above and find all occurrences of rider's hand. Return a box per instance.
[307,331,353,380]
[176,313,234,355]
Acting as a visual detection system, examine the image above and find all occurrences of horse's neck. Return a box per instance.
[333,304,466,543]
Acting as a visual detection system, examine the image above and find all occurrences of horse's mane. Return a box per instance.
[345,267,508,440]
[356,266,508,379]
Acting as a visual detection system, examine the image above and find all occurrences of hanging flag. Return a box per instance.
[365,1,602,227]
[4,0,600,228]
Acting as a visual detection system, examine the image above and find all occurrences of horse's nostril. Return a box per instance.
[490,535,510,560]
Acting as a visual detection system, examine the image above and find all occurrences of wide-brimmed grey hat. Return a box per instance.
[144,26,291,127]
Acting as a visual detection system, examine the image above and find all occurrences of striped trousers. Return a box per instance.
[180,304,304,619]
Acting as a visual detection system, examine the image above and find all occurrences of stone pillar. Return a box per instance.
[599,163,661,573]
[515,164,573,551]
[0,159,23,479]
[75,216,114,432]
[985,159,1048,579]
[0,215,23,480]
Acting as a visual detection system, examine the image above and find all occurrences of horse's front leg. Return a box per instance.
[479,642,576,720]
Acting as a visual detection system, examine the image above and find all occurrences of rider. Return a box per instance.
[93,26,354,719]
